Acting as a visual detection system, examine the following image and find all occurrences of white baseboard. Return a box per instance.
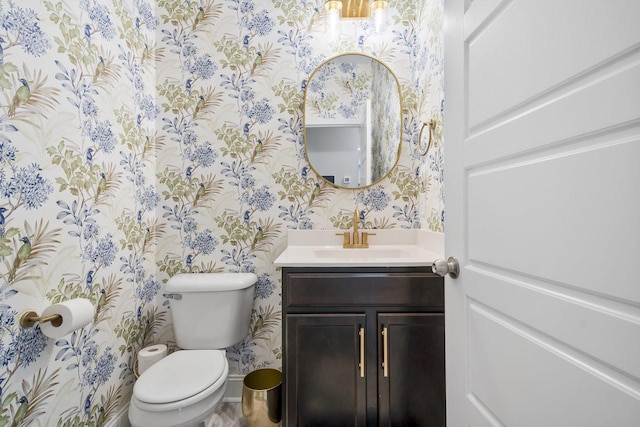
[108,374,245,426]
[223,374,244,403]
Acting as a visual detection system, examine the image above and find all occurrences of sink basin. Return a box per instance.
[314,248,414,259]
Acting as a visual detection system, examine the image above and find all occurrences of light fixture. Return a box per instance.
[342,0,370,19]
[323,1,389,33]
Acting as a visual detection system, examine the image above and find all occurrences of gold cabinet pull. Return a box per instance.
[359,327,365,378]
[382,326,388,377]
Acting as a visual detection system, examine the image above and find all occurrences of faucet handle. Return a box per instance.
[361,232,376,246]
[336,232,350,246]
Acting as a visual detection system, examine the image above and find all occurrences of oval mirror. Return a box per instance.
[303,53,402,189]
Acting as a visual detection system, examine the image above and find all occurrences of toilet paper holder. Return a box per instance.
[19,310,63,328]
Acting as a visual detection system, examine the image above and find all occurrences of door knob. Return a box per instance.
[432,257,460,279]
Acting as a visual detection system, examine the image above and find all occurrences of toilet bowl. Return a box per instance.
[129,350,229,427]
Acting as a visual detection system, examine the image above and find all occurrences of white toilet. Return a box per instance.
[128,272,257,427]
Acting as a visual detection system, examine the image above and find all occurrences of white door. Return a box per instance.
[443,0,640,425]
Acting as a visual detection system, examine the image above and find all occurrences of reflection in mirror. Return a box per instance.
[304,53,402,188]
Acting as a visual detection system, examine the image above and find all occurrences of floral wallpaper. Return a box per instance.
[0,0,443,425]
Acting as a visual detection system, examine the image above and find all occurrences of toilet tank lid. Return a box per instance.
[166,273,257,292]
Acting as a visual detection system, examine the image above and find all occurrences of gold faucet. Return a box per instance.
[336,210,376,248]
[352,209,360,245]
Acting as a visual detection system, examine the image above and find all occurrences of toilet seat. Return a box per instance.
[133,350,227,410]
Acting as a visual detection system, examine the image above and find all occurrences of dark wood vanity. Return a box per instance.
[282,266,445,427]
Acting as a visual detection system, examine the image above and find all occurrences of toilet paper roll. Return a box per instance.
[40,298,94,339]
[137,344,168,375]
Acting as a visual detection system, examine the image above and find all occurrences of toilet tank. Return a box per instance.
[166,273,257,349]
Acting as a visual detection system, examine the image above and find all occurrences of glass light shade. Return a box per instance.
[325,1,343,15]
[371,1,388,33]
[325,1,343,34]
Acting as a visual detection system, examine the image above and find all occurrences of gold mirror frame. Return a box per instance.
[303,52,403,189]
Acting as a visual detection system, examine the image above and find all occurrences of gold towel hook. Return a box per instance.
[418,120,436,156]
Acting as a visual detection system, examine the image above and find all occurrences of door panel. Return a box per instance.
[468,139,640,301]
[469,301,640,426]
[465,267,640,382]
[444,0,640,425]
[467,0,640,128]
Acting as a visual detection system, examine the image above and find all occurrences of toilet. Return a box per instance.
[128,272,257,427]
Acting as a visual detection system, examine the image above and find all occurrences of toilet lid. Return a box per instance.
[134,350,226,404]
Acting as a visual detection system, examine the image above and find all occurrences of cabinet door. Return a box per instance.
[285,314,367,427]
[378,313,445,427]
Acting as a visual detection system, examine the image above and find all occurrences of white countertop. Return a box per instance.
[273,229,444,267]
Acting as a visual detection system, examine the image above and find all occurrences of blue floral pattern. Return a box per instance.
[0,0,443,423]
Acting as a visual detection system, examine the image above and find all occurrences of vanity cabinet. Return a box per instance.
[282,266,445,427]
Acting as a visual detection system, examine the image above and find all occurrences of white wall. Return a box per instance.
[307,127,362,187]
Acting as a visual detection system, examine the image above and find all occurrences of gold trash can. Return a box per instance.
[242,368,282,427]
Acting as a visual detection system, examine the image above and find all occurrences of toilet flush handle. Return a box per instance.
[165,293,182,300]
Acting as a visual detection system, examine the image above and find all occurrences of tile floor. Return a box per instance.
[208,402,245,427]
